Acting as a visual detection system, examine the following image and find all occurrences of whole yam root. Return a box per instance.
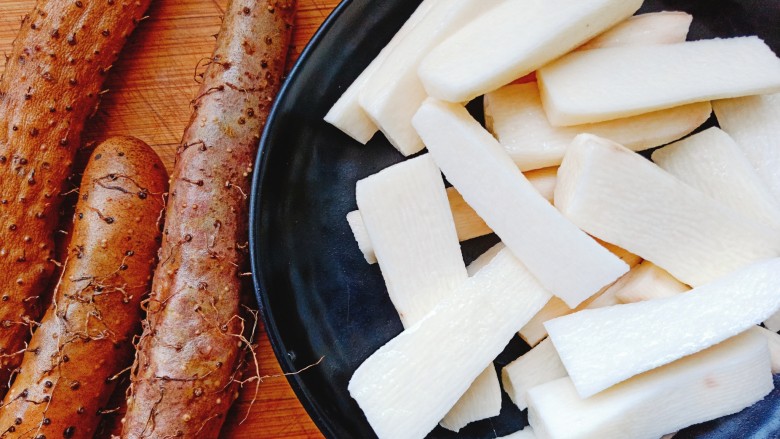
[0,137,167,439]
[121,0,296,437]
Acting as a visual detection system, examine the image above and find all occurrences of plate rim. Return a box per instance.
[248,1,353,437]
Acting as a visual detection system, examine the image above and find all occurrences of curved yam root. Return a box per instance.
[0,0,152,398]
[0,137,167,439]
[121,1,296,437]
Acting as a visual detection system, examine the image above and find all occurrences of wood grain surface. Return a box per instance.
[0,0,340,437]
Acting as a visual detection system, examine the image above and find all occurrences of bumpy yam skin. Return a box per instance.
[122,1,295,437]
[0,137,167,439]
[0,0,152,396]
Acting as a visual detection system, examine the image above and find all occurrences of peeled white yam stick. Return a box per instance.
[323,0,435,143]
[347,168,556,266]
[346,210,377,264]
[539,37,780,126]
[758,326,780,373]
[765,310,780,332]
[414,99,627,308]
[555,134,780,287]
[713,92,780,202]
[359,0,503,155]
[440,244,507,431]
[546,258,780,398]
[652,127,780,229]
[418,0,642,103]
[467,243,506,276]
[440,364,502,432]
[484,82,710,171]
[500,428,538,439]
[519,250,641,347]
[356,154,467,328]
[615,261,690,304]
[579,11,692,50]
[349,248,552,439]
[528,329,773,439]
[502,339,567,410]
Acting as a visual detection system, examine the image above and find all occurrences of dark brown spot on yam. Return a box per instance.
[63,426,75,438]
[67,34,76,45]
[75,0,83,7]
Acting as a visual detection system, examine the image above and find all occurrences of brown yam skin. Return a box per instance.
[121,1,295,437]
[0,0,152,396]
[0,137,167,439]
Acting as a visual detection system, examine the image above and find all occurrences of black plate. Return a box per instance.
[249,1,780,437]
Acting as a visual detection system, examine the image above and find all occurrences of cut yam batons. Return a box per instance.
[356,155,498,427]
[528,329,773,439]
[578,11,692,50]
[413,99,628,308]
[440,364,502,432]
[348,168,557,264]
[502,338,567,410]
[555,134,780,287]
[484,82,710,171]
[418,0,642,103]
[349,247,552,439]
[765,311,780,332]
[615,261,690,304]
[539,37,780,126]
[500,428,538,439]
[652,127,780,229]
[519,253,642,347]
[713,92,780,202]
[545,258,780,398]
[323,0,435,143]
[360,0,503,155]
[356,154,468,328]
[758,327,780,373]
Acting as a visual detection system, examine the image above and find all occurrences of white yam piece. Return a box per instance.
[467,243,506,277]
[323,0,435,143]
[555,134,780,287]
[614,261,690,304]
[502,338,567,410]
[359,0,503,155]
[578,11,692,50]
[713,92,780,202]
[765,311,780,332]
[539,37,780,126]
[519,251,642,347]
[484,83,710,171]
[758,326,780,373]
[355,154,467,328]
[413,99,627,308]
[418,0,642,103]
[528,329,773,439]
[347,168,557,265]
[345,210,376,264]
[545,258,780,398]
[440,364,502,432]
[652,127,780,229]
[349,247,552,439]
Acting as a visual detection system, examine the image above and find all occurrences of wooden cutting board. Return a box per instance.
[0,0,339,437]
